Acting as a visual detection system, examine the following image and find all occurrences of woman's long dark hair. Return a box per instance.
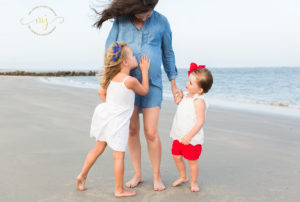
[93,0,159,29]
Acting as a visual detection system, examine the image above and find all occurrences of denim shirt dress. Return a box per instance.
[105,10,178,108]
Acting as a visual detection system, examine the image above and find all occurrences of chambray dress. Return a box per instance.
[105,11,177,109]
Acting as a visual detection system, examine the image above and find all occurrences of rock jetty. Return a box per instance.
[0,71,96,77]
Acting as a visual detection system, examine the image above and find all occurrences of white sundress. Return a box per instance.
[170,92,208,146]
[90,76,135,152]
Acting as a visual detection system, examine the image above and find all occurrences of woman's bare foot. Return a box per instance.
[125,176,143,188]
[76,175,87,191]
[153,178,166,191]
[190,183,200,192]
[115,189,136,197]
[172,177,189,187]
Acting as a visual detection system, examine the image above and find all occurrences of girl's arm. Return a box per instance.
[127,78,148,96]
[181,98,206,145]
[126,56,150,96]
[98,88,107,102]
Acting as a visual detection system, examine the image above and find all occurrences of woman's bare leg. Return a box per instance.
[126,106,143,188]
[76,140,107,191]
[172,155,189,186]
[142,107,165,191]
[113,151,136,197]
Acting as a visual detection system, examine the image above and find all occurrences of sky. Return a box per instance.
[0,0,299,71]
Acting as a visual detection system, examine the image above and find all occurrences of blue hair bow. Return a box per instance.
[112,43,121,62]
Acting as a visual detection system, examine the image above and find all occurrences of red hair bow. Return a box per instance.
[188,63,206,76]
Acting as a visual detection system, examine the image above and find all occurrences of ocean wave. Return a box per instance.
[39,77,99,89]
[206,96,300,110]
[162,92,300,110]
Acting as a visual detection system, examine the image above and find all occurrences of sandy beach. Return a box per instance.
[0,76,299,202]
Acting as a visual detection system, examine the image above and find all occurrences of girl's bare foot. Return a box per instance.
[154,179,166,191]
[125,176,143,188]
[190,183,200,192]
[76,175,87,191]
[172,177,189,187]
[115,189,136,197]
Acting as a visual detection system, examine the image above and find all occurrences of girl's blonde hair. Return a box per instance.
[100,42,128,89]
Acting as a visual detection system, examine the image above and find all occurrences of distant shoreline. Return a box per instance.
[0,70,97,77]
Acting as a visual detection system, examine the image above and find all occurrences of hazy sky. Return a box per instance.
[0,0,299,71]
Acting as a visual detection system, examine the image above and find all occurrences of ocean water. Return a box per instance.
[40,67,300,117]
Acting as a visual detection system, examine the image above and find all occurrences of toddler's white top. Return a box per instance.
[170,92,207,145]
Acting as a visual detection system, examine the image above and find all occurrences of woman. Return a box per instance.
[96,0,182,191]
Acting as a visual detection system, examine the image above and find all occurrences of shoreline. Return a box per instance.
[36,75,300,119]
[3,75,300,119]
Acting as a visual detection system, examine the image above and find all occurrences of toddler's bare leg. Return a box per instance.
[113,151,136,197]
[76,140,107,191]
[188,160,200,192]
[172,155,189,187]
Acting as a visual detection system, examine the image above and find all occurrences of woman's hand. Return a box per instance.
[171,84,183,104]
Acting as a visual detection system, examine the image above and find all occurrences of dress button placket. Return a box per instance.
[138,32,142,54]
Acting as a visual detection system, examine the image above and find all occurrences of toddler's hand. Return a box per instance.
[139,55,150,73]
[181,135,191,145]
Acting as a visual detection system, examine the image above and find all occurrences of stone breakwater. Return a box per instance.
[0,71,96,77]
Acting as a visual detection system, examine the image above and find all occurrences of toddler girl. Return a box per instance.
[76,42,150,197]
[170,63,213,192]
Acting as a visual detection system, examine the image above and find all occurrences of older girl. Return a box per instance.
[76,42,150,197]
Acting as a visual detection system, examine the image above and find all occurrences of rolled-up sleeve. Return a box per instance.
[105,19,119,50]
[161,18,177,81]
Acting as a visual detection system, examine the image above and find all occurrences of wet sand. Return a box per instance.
[0,76,299,202]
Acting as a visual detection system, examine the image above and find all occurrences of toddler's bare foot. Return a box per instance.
[172,177,189,187]
[125,176,143,188]
[76,175,87,191]
[154,178,166,191]
[190,183,200,192]
[115,189,136,197]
